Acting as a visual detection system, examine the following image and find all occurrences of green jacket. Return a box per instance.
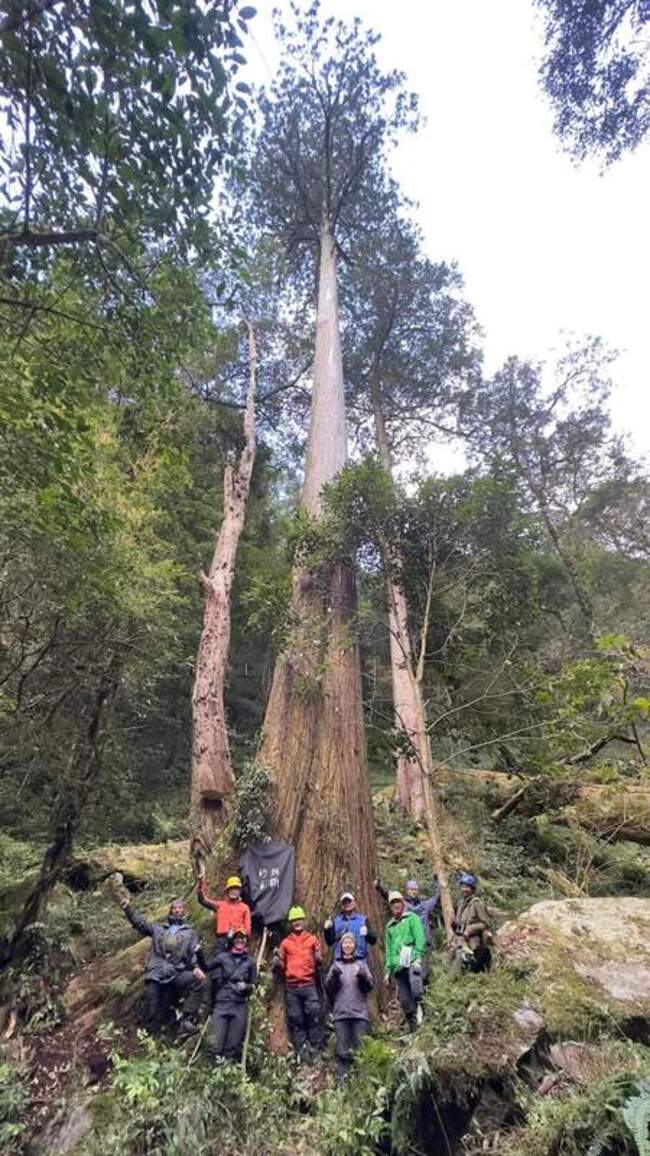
[384,910,426,975]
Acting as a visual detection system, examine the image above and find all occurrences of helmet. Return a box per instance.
[458,872,477,889]
[388,890,403,904]
[288,906,306,922]
[339,891,355,903]
[405,880,419,891]
[225,876,242,889]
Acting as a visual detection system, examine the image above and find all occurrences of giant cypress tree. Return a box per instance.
[251,3,417,922]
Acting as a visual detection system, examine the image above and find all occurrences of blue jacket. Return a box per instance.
[324,911,377,960]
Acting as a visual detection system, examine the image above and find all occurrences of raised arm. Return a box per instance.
[122,903,154,939]
[411,914,426,961]
[196,878,219,913]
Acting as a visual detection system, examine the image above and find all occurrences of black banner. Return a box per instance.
[241,841,295,927]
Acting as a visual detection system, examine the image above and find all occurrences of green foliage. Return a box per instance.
[536,0,650,163]
[0,0,252,258]
[314,1037,395,1156]
[231,762,274,847]
[0,1060,27,1146]
[79,1034,299,1156]
[623,1081,650,1156]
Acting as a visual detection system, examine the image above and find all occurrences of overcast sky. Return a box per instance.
[245,0,650,463]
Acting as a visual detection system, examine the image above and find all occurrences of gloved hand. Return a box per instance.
[359,924,368,937]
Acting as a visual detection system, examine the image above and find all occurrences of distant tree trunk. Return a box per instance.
[1,656,121,969]
[370,398,453,928]
[190,323,257,865]
[258,218,380,934]
[372,397,426,821]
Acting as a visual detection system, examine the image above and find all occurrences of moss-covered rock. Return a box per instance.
[499,897,650,1038]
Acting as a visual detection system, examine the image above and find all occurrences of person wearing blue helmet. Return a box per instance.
[451,873,492,974]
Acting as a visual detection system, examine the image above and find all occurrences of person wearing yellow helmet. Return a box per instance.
[272,905,324,1061]
[197,872,252,952]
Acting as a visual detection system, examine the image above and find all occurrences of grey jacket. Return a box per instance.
[124,905,202,983]
[325,958,373,1021]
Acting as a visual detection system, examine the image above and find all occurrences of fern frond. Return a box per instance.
[622,1089,650,1156]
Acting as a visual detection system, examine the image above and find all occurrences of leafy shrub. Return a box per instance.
[0,1060,27,1148]
[231,762,274,847]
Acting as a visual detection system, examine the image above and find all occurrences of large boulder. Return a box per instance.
[498,897,650,1037]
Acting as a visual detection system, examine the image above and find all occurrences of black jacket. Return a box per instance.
[208,949,257,1006]
[124,905,202,983]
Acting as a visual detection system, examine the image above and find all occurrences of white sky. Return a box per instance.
[245,0,650,463]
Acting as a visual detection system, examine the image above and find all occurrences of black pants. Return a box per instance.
[144,971,204,1031]
[395,969,418,1029]
[207,1002,248,1062]
[333,1018,368,1080]
[285,984,324,1053]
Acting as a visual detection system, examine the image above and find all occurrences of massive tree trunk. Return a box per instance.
[190,324,257,863]
[258,219,380,932]
[372,398,426,821]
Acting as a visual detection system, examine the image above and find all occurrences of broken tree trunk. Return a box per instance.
[372,398,427,822]
[190,323,257,864]
[258,218,380,936]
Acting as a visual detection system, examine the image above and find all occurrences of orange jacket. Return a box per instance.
[279,930,321,986]
[197,879,252,938]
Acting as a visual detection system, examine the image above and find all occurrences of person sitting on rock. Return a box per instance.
[118,895,206,1035]
[197,873,252,952]
[206,927,257,1064]
[325,931,373,1082]
[273,905,324,1061]
[451,872,492,974]
[323,890,377,961]
[384,890,426,1032]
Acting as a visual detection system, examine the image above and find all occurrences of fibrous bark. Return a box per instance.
[190,324,257,862]
[372,399,426,821]
[258,220,380,931]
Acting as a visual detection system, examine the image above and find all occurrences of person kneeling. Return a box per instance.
[325,932,373,1083]
[207,928,257,1063]
[119,896,206,1036]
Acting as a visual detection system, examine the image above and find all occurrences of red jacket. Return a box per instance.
[197,879,252,938]
[279,930,321,986]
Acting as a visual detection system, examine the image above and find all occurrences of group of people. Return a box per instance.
[117,869,492,1080]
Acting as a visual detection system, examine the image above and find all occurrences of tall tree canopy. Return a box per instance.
[0,0,253,261]
[536,0,650,163]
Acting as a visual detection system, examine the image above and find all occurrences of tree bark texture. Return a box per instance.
[372,400,427,821]
[190,324,257,860]
[258,218,380,933]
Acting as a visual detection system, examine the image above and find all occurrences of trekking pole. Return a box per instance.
[187,1016,210,1068]
[241,924,268,1076]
